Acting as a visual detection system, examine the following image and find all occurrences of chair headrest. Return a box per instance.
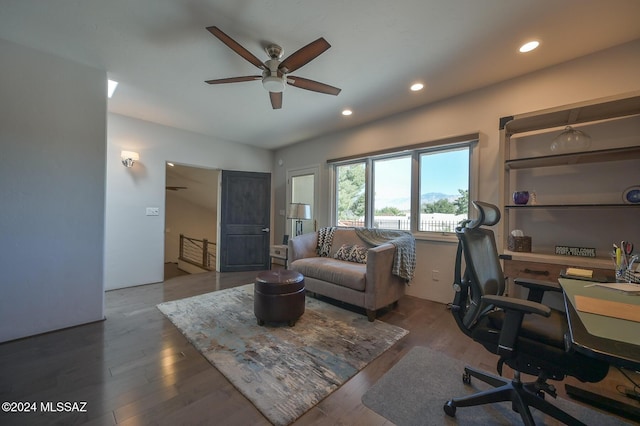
[466,201,501,229]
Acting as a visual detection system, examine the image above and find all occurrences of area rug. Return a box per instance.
[362,346,630,425]
[157,284,408,426]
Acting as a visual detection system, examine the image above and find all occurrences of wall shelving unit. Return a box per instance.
[498,91,640,291]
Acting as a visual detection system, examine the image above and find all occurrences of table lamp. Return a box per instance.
[287,203,311,236]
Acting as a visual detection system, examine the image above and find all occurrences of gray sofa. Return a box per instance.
[288,228,409,321]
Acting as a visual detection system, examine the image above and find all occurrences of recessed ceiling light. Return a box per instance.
[342,109,353,116]
[107,79,119,98]
[410,83,424,91]
[519,41,539,53]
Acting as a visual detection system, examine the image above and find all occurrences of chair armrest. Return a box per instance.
[482,294,552,359]
[514,278,562,292]
[514,277,561,303]
[288,232,318,262]
[482,295,551,317]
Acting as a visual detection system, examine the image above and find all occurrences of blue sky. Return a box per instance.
[374,148,468,203]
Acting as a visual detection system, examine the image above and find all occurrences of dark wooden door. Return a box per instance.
[219,170,271,272]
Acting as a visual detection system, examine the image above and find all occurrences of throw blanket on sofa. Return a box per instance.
[316,227,416,283]
[317,226,337,258]
[354,228,416,283]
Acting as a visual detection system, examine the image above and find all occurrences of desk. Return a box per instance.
[559,278,640,371]
[559,278,640,421]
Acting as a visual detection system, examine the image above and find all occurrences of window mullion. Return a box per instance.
[410,152,420,233]
[365,158,373,228]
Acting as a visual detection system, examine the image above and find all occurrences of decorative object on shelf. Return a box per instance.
[513,191,529,205]
[529,191,537,205]
[622,185,640,204]
[508,229,531,252]
[287,203,311,236]
[550,126,591,153]
[555,246,596,258]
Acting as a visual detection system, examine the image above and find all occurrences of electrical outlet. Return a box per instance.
[432,270,440,281]
[146,207,159,216]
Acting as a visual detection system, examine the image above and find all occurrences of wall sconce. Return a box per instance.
[287,203,311,236]
[121,150,139,167]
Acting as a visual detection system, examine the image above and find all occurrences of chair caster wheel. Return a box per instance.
[443,401,456,417]
[462,371,471,384]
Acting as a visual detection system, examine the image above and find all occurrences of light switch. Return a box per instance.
[146,207,160,216]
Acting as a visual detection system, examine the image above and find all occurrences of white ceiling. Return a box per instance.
[2,0,640,150]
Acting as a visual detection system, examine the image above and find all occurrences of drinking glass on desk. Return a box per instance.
[613,250,626,281]
[614,264,626,282]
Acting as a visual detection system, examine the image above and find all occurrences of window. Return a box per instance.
[331,135,476,236]
[335,162,366,227]
[373,156,411,230]
[419,147,469,233]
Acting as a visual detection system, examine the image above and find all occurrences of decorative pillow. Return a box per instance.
[334,244,368,264]
[334,244,354,261]
[349,244,368,264]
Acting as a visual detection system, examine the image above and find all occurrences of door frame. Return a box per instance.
[286,165,320,236]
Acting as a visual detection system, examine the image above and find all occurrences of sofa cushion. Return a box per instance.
[290,257,366,291]
[334,244,368,264]
[329,229,370,257]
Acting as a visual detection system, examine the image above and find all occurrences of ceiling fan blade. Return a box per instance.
[205,75,261,84]
[279,38,331,73]
[287,76,341,96]
[269,92,282,109]
[206,26,265,70]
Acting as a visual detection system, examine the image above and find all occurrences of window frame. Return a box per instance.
[330,135,478,241]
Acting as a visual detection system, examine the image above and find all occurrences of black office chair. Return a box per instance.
[443,201,609,426]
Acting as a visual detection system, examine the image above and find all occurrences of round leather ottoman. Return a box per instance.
[254,270,305,327]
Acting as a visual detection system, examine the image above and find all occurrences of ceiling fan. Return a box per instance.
[205,26,341,109]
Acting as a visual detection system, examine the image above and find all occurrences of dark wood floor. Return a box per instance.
[0,266,636,425]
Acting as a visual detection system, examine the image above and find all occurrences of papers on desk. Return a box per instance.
[589,282,640,295]
[574,295,640,322]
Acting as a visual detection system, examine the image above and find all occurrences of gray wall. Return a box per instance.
[0,39,106,342]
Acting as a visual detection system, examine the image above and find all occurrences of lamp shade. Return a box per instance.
[121,150,139,161]
[287,203,311,220]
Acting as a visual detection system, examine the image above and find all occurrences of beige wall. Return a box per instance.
[165,187,217,264]
[273,39,640,304]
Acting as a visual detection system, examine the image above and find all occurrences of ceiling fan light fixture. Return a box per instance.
[262,75,286,92]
